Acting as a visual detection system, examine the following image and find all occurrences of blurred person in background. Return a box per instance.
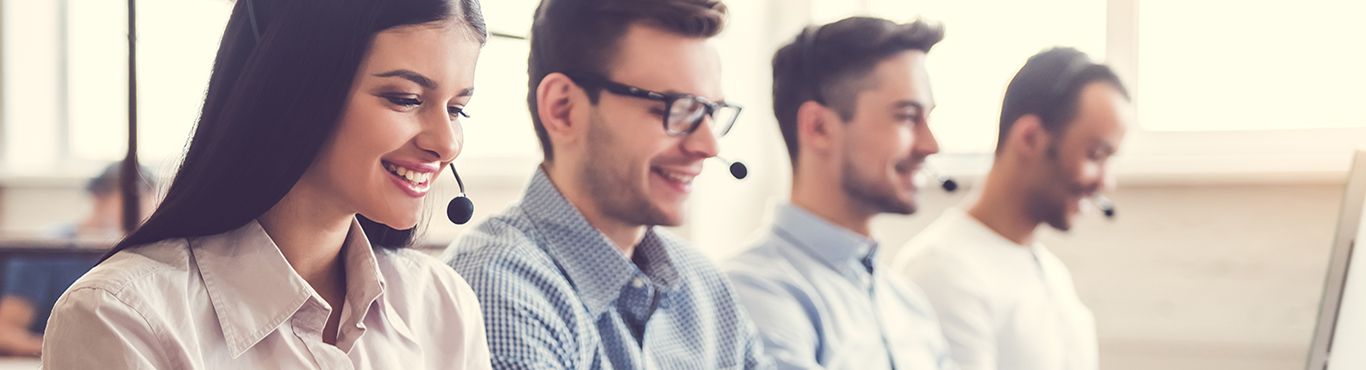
[890,48,1132,370]
[0,163,156,357]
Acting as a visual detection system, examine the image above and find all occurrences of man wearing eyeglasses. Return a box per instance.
[443,0,766,369]
[888,48,1132,370]
[722,17,956,369]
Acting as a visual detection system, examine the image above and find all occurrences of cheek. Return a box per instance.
[621,130,670,164]
[896,126,917,154]
[451,122,465,155]
[870,125,914,162]
[330,109,411,175]
[1074,159,1103,183]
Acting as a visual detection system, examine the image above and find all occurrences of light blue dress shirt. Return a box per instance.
[724,204,956,370]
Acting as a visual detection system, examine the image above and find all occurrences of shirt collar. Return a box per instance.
[939,207,1042,255]
[772,203,881,276]
[190,218,387,357]
[519,168,683,316]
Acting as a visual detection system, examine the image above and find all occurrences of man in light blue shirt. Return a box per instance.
[724,17,955,370]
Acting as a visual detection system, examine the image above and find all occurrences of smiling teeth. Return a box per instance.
[385,163,432,185]
[659,170,694,184]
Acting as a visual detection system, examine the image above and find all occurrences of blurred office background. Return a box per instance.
[3,0,1365,368]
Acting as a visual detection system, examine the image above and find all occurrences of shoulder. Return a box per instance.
[443,215,582,323]
[655,228,732,290]
[47,239,194,360]
[443,209,547,274]
[69,238,194,303]
[722,237,806,298]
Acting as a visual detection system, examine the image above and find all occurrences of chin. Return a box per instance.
[367,213,421,230]
[882,201,916,215]
[877,191,918,215]
[649,203,687,227]
[1046,215,1073,232]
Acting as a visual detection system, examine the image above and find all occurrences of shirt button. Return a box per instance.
[631,277,646,289]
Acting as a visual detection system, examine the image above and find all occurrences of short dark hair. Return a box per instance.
[526,0,728,161]
[996,47,1129,154]
[771,17,944,166]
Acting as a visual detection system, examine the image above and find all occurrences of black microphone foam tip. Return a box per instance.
[941,178,959,192]
[729,162,748,180]
[447,196,475,225]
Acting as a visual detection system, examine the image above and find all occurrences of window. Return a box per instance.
[4,0,1360,182]
[868,0,1107,153]
[1136,0,1366,132]
[1,0,230,174]
[459,0,541,171]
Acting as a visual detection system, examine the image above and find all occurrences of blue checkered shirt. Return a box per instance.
[444,168,771,370]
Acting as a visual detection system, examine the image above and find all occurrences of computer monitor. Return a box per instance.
[1306,149,1366,370]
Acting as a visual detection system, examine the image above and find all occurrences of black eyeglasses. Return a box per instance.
[564,72,743,137]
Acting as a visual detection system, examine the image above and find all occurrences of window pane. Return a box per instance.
[459,0,540,163]
[812,0,865,24]
[134,0,231,162]
[1138,0,1366,132]
[868,0,1107,153]
[66,0,230,165]
[460,36,540,161]
[2,0,65,170]
[66,0,128,162]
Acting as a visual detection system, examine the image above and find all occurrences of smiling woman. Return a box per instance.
[37,0,494,368]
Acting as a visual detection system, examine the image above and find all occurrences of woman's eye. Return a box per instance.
[384,95,422,108]
[448,106,470,119]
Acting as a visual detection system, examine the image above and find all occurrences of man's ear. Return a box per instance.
[536,72,588,151]
[1005,114,1051,158]
[796,101,842,158]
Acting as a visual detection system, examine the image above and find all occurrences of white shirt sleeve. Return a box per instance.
[42,287,168,369]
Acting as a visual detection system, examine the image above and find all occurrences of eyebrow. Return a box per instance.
[893,100,933,112]
[373,69,437,89]
[373,69,475,98]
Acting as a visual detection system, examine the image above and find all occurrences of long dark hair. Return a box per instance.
[106,0,487,260]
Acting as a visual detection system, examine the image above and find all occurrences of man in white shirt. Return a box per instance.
[889,47,1134,370]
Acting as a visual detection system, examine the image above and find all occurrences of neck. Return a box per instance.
[542,163,646,257]
[791,166,874,237]
[968,166,1039,246]
[257,185,353,296]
